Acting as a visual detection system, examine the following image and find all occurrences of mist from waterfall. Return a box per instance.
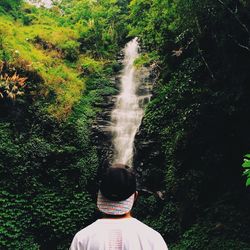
[110,38,151,167]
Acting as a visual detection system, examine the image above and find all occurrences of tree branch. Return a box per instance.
[216,0,249,35]
[193,18,216,81]
[228,34,250,52]
[198,48,216,81]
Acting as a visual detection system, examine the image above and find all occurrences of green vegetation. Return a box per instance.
[133,52,159,68]
[1,0,250,249]
[0,0,125,249]
[243,154,250,186]
[130,0,250,249]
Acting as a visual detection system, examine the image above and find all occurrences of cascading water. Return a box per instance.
[110,38,152,167]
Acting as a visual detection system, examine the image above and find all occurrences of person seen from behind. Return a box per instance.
[70,164,168,250]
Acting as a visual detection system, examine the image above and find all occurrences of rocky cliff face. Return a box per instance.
[91,77,118,169]
[132,66,168,195]
[91,53,124,170]
[133,122,166,192]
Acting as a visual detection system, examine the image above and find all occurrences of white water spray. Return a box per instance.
[110,38,151,167]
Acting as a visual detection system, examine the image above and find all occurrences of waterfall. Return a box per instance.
[110,38,151,167]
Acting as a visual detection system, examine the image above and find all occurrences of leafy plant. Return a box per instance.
[242,154,250,186]
[0,72,27,100]
[0,1,127,249]
[59,40,80,62]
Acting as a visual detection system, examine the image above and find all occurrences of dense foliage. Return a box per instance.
[0,0,125,249]
[243,154,250,186]
[131,0,250,249]
[1,0,250,249]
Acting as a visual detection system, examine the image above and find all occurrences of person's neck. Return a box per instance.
[102,212,132,219]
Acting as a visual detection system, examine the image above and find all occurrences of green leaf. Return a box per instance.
[246,178,250,187]
[242,161,250,168]
[244,154,250,158]
[243,169,250,176]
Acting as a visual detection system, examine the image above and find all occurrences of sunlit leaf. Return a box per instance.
[242,161,250,168]
[244,154,250,158]
[246,178,250,187]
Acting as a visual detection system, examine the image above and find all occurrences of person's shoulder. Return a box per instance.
[73,220,99,240]
[131,218,157,231]
[131,218,161,236]
[70,221,102,249]
[131,218,168,247]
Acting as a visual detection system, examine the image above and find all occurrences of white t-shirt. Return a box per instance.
[70,218,168,250]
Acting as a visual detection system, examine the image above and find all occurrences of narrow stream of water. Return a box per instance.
[110,38,151,167]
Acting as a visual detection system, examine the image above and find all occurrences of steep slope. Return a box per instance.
[0,1,127,249]
[130,0,250,249]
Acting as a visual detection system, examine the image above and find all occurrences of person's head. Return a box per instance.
[97,164,137,216]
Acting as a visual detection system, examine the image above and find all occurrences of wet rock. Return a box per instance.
[133,116,166,192]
